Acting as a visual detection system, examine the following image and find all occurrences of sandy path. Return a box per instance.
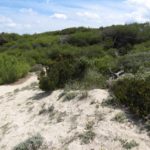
[0,73,37,96]
[0,74,149,150]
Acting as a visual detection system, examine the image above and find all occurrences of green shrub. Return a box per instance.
[0,54,30,84]
[111,73,150,117]
[39,56,87,91]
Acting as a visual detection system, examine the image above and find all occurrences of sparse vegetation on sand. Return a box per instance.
[13,134,43,150]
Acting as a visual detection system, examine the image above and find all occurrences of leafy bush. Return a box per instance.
[111,73,150,117]
[0,54,30,84]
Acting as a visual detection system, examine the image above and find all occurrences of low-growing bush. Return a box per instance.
[111,73,150,117]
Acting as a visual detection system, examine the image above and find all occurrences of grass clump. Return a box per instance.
[112,112,127,123]
[79,121,96,144]
[79,130,96,144]
[119,139,139,149]
[63,92,78,102]
[13,134,43,150]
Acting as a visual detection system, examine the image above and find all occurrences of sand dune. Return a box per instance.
[0,74,149,150]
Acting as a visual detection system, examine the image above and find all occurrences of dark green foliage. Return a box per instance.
[13,134,43,150]
[111,73,150,117]
[39,54,87,91]
[0,22,150,92]
[0,54,30,84]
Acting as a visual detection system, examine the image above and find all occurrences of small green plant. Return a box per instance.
[79,121,96,144]
[13,134,43,150]
[79,130,96,144]
[112,112,127,123]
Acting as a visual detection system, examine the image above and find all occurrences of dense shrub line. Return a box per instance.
[0,22,150,91]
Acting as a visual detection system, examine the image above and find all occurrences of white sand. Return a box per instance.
[0,74,149,150]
